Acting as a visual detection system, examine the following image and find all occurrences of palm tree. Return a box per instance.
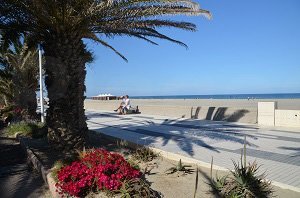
[0,66,14,106]
[1,0,210,152]
[5,41,39,118]
[0,40,39,118]
[0,46,15,107]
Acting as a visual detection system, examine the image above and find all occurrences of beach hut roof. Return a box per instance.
[96,93,115,97]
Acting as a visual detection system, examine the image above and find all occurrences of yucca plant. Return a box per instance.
[209,136,273,198]
[165,159,193,175]
[1,0,210,152]
[76,146,88,159]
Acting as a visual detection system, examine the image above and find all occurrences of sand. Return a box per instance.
[84,99,300,124]
[130,99,300,109]
[86,98,300,109]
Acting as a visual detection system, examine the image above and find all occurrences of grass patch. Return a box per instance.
[4,121,47,138]
[51,160,65,182]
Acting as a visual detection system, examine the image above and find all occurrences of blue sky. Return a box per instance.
[85,0,300,97]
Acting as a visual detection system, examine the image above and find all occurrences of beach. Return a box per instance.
[84,99,300,124]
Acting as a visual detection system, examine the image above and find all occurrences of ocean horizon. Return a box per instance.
[129,93,300,100]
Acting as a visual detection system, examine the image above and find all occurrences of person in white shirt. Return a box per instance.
[122,95,131,114]
[114,96,126,114]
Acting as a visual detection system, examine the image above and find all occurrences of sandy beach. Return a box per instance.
[84,99,300,124]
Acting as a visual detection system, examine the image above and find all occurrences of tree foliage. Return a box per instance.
[1,0,210,151]
[0,38,39,118]
[1,0,211,60]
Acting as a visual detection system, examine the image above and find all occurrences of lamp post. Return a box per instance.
[38,44,44,123]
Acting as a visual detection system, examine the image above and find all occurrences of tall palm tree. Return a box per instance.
[1,0,210,152]
[0,40,39,118]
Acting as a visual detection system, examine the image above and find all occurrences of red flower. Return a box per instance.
[56,149,141,197]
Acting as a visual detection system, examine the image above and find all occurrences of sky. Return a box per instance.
[85,0,300,97]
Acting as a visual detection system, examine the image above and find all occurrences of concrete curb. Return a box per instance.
[16,134,60,198]
[16,134,48,183]
[92,131,300,193]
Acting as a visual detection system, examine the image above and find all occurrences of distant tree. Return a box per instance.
[1,0,210,152]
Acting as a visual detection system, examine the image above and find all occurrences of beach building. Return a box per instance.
[92,94,117,100]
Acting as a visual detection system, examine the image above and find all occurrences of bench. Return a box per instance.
[124,106,141,114]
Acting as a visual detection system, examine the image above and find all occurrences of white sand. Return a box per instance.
[129,99,300,110]
[85,99,300,124]
[86,98,300,109]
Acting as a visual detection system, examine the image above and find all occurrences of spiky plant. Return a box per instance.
[165,159,193,175]
[209,136,273,198]
[1,0,210,152]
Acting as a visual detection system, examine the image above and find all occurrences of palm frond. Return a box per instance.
[1,0,211,60]
[85,32,128,62]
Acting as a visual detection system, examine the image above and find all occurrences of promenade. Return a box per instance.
[86,109,300,191]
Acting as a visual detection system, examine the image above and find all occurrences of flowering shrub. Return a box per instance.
[13,107,23,114]
[55,149,141,197]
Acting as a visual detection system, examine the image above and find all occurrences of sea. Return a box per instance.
[130,93,300,100]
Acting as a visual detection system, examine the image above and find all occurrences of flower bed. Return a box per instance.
[55,149,141,197]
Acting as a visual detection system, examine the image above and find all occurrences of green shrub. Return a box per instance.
[51,160,65,182]
[132,146,159,162]
[5,121,47,138]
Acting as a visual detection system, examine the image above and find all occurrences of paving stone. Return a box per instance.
[86,110,300,188]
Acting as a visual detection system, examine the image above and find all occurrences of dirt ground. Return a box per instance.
[139,157,300,198]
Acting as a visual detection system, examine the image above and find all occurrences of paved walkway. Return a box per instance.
[0,132,49,198]
[86,110,300,190]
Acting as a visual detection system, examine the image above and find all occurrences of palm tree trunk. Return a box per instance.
[19,87,37,119]
[43,33,88,152]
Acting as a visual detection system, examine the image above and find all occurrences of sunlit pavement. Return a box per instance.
[86,109,300,189]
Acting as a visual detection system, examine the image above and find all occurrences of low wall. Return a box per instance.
[258,102,276,126]
[84,100,257,124]
[275,110,300,127]
[257,102,300,127]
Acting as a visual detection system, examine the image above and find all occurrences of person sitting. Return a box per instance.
[114,96,125,114]
[122,95,131,115]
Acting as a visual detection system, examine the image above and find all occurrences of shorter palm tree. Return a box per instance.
[0,40,39,118]
[0,67,14,106]
[0,49,14,106]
